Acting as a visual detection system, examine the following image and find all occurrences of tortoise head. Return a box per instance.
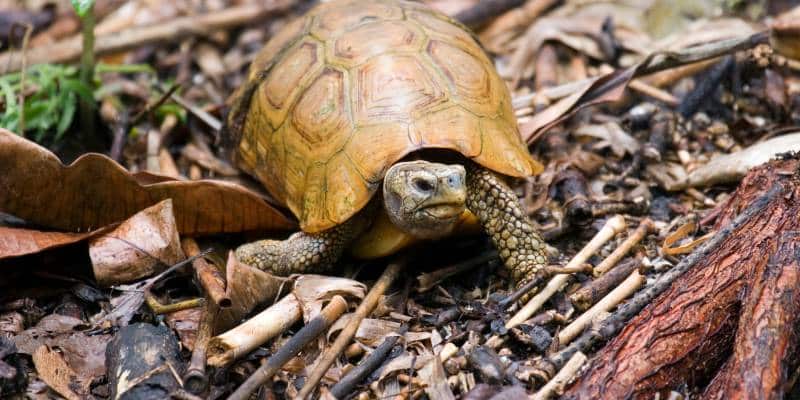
[382,161,466,239]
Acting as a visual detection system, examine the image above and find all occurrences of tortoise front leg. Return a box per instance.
[235,211,370,275]
[466,165,549,289]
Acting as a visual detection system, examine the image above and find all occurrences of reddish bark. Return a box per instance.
[702,239,800,400]
[563,158,800,399]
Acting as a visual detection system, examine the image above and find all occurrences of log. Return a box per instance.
[563,157,800,399]
[106,323,182,400]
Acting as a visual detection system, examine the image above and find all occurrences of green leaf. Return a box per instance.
[61,79,94,103]
[0,78,17,118]
[71,0,95,17]
[56,93,77,140]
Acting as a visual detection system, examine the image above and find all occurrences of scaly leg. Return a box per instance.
[466,165,549,289]
[235,210,371,275]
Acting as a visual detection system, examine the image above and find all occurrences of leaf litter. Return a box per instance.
[0,0,799,399]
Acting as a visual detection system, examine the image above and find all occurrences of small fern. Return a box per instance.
[0,64,92,142]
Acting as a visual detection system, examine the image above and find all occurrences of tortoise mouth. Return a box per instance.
[421,203,465,220]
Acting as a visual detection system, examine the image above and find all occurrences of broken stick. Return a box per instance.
[507,215,627,328]
[182,238,230,308]
[0,1,293,73]
[296,259,405,399]
[227,296,348,400]
[540,184,781,388]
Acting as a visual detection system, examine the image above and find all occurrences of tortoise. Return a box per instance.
[222,0,550,289]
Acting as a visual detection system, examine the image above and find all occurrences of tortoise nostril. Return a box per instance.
[413,177,435,193]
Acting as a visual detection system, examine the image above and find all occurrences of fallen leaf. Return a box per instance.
[32,346,84,400]
[13,315,110,386]
[0,226,105,261]
[520,69,636,143]
[646,162,689,191]
[164,307,203,351]
[575,122,641,157]
[0,129,294,235]
[378,352,435,380]
[419,353,456,400]
[89,199,185,286]
[770,7,800,60]
[216,252,289,331]
[292,274,367,322]
[328,316,430,347]
[520,27,763,143]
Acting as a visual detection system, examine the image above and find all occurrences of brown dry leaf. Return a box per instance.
[32,346,84,400]
[328,316,430,347]
[293,274,367,322]
[13,315,110,386]
[216,252,289,331]
[574,122,641,157]
[0,129,294,235]
[0,312,24,336]
[0,226,105,261]
[770,6,800,60]
[646,162,689,191]
[164,307,202,351]
[419,352,455,400]
[378,352,435,380]
[504,1,652,85]
[180,142,239,176]
[520,68,636,143]
[89,199,185,286]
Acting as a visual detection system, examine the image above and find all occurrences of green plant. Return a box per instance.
[0,62,155,143]
[0,64,92,142]
[72,0,96,137]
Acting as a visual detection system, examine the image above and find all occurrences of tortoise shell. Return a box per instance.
[224,0,543,233]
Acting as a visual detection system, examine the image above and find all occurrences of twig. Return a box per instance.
[498,264,591,309]
[145,294,204,314]
[207,293,302,367]
[486,216,626,349]
[507,215,627,327]
[416,251,496,292]
[0,1,294,73]
[17,23,33,134]
[531,351,587,400]
[558,270,645,346]
[184,301,218,394]
[593,218,653,275]
[570,257,642,311]
[330,325,409,399]
[130,83,181,126]
[227,296,348,400]
[530,185,782,385]
[170,389,205,400]
[182,238,230,308]
[171,93,222,132]
[296,259,406,399]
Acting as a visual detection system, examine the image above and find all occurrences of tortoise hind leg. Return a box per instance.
[235,211,370,275]
[466,165,549,289]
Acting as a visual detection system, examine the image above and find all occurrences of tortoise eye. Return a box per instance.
[413,177,434,193]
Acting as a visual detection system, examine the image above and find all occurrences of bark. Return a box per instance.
[563,157,800,399]
[702,239,800,400]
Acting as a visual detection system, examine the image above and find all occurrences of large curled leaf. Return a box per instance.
[0,129,295,235]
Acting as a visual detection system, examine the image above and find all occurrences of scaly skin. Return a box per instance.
[236,164,549,289]
[235,208,370,275]
[465,165,548,289]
